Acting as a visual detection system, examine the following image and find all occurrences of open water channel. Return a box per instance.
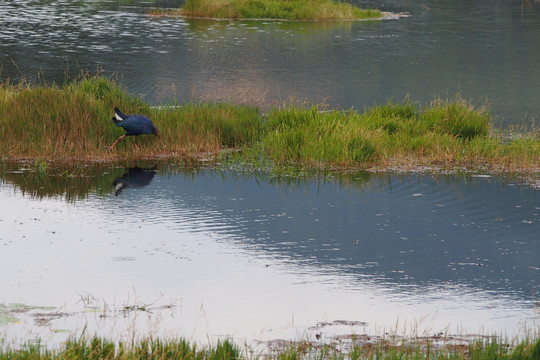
[0,0,539,350]
[0,164,538,348]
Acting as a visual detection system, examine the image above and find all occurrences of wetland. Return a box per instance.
[1,0,539,356]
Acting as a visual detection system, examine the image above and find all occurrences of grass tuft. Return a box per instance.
[422,98,490,140]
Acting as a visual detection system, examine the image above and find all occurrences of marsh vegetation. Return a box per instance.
[0,76,538,173]
[148,0,382,20]
[1,335,539,360]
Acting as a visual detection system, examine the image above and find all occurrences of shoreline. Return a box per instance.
[3,154,539,188]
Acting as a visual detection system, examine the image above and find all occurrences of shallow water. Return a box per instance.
[1,0,540,125]
[1,165,538,347]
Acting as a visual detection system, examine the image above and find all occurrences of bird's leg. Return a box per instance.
[109,134,126,150]
[132,136,140,150]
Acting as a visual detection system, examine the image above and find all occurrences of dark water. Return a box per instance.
[1,0,540,125]
[118,168,540,301]
[0,165,538,344]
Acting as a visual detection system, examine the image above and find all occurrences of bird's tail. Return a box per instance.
[112,107,126,125]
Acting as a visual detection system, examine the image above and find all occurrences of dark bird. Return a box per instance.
[109,107,158,150]
[113,164,157,196]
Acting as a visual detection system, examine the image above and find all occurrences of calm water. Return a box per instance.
[0,165,539,347]
[1,0,540,125]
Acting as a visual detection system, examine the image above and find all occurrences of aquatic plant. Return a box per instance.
[0,74,146,158]
[250,96,538,172]
[0,335,539,359]
[0,75,538,173]
[0,337,242,360]
[33,159,48,174]
[0,75,260,159]
[151,102,261,151]
[421,98,490,140]
[151,0,382,20]
[262,105,379,165]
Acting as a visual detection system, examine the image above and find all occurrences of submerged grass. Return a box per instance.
[0,76,538,174]
[149,0,382,20]
[0,335,539,359]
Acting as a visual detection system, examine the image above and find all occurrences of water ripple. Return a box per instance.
[2,0,540,123]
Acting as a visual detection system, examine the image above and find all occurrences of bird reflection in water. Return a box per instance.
[113,165,157,196]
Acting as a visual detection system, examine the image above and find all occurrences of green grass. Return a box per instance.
[149,0,382,20]
[249,98,538,172]
[0,75,261,160]
[0,335,539,359]
[0,337,240,360]
[0,75,538,173]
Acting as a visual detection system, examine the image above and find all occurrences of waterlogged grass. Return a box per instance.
[149,0,382,20]
[0,76,538,173]
[0,337,240,360]
[0,76,260,159]
[0,75,147,158]
[254,99,538,172]
[0,336,539,359]
[153,102,260,151]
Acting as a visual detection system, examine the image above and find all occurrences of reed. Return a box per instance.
[0,337,239,360]
[0,75,146,159]
[0,335,539,359]
[0,76,538,173]
[150,0,381,20]
[0,75,260,160]
[253,98,538,172]
[148,102,260,154]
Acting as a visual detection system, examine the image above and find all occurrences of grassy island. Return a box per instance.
[0,76,538,174]
[149,0,382,21]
